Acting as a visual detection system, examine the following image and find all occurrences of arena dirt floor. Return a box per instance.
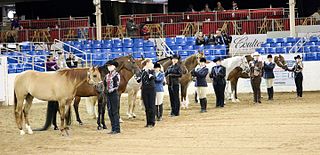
[0,91,320,155]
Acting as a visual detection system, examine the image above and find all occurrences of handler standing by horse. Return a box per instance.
[165,54,183,117]
[154,62,165,121]
[104,60,121,134]
[191,57,209,112]
[210,57,226,108]
[263,54,276,100]
[286,55,304,98]
[137,59,156,127]
[250,52,263,104]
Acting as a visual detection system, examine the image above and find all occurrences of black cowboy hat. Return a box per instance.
[106,60,119,67]
[170,54,180,60]
[267,54,272,58]
[294,55,302,60]
[213,57,222,63]
[199,57,207,63]
[154,62,161,68]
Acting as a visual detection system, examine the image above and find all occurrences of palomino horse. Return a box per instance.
[227,54,287,102]
[37,55,141,131]
[14,68,101,136]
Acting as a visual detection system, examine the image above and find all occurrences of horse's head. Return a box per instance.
[239,55,251,73]
[87,66,102,86]
[274,54,287,69]
[114,55,141,77]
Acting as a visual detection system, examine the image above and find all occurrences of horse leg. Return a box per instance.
[230,80,237,103]
[101,100,107,129]
[23,94,34,134]
[234,79,240,102]
[97,100,102,130]
[14,94,25,135]
[180,84,189,109]
[127,90,133,119]
[131,91,137,118]
[52,101,59,130]
[58,100,68,136]
[73,96,83,125]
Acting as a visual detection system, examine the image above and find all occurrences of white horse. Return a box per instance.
[205,55,251,102]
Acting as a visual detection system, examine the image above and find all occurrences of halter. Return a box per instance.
[239,56,250,73]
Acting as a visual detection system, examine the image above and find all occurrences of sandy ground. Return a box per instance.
[0,91,320,155]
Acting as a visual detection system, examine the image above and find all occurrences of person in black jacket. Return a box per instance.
[191,57,209,112]
[104,60,121,134]
[210,57,226,108]
[286,55,304,97]
[165,54,183,117]
[136,59,156,127]
[263,54,276,100]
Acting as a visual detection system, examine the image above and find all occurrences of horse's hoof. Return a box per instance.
[119,118,124,123]
[132,114,136,118]
[102,125,107,129]
[20,130,25,136]
[231,100,237,103]
[236,99,240,102]
[97,126,102,130]
[79,122,83,126]
[26,125,33,135]
[54,126,59,130]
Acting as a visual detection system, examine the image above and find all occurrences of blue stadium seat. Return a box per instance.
[144,46,155,52]
[133,47,144,53]
[316,42,320,46]
[8,64,16,73]
[92,49,102,53]
[84,49,93,53]
[178,51,188,56]
[205,45,215,49]
[8,57,18,63]
[310,36,319,42]
[183,45,194,50]
[286,37,296,43]
[187,50,197,55]
[123,47,133,53]
[112,53,124,58]
[276,47,286,54]
[261,43,271,48]
[143,40,155,47]
[215,49,226,55]
[123,38,133,48]
[203,49,211,56]
[266,38,275,43]
[101,40,112,49]
[144,52,157,58]
[133,38,144,47]
[276,38,285,43]
[186,37,195,42]
[305,53,317,61]
[92,43,102,49]
[112,48,122,53]
[133,52,144,58]
[214,44,226,49]
[305,42,316,46]
[193,45,204,51]
[84,44,92,49]
[21,45,34,51]
[317,53,320,60]
[171,45,183,51]
[93,40,102,44]
[282,42,292,47]
[165,37,175,46]
[303,46,311,53]
[175,37,186,46]
[101,48,111,54]
[206,55,216,61]
[112,39,122,48]
[267,47,276,54]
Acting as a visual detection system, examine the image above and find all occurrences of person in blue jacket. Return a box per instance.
[191,57,209,112]
[154,62,165,121]
[263,54,276,100]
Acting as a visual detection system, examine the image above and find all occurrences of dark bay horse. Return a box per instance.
[14,68,101,136]
[36,55,141,131]
[227,54,287,102]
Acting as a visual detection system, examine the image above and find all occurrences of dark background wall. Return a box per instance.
[168,0,320,17]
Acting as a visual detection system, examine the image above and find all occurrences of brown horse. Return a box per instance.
[227,54,287,102]
[14,68,101,136]
[37,55,141,131]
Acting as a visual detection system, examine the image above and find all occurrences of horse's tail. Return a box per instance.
[33,101,55,131]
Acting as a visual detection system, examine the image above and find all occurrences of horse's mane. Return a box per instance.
[57,68,88,82]
[183,54,198,71]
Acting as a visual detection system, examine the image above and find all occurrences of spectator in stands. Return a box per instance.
[66,53,78,68]
[202,3,212,12]
[311,8,320,24]
[187,4,195,12]
[196,32,206,45]
[11,14,20,30]
[222,30,232,56]
[206,33,216,45]
[215,30,226,45]
[126,17,138,37]
[232,1,239,10]
[214,2,224,11]
[140,25,150,40]
[46,54,59,71]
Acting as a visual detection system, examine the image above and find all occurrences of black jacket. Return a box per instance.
[137,69,155,90]
[191,66,209,87]
[165,64,182,86]
[263,62,275,79]
[209,65,226,85]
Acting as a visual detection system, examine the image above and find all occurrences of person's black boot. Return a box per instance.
[267,88,271,100]
[270,87,274,100]
[203,98,207,112]
[155,105,160,121]
[200,99,205,113]
[159,104,163,121]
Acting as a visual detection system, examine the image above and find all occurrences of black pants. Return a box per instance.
[106,91,120,132]
[168,85,180,116]
[251,77,262,103]
[295,73,303,97]
[213,83,226,107]
[142,88,156,126]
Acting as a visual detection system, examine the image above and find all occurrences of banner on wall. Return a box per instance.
[230,34,267,49]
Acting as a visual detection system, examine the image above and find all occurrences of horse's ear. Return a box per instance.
[141,54,145,60]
